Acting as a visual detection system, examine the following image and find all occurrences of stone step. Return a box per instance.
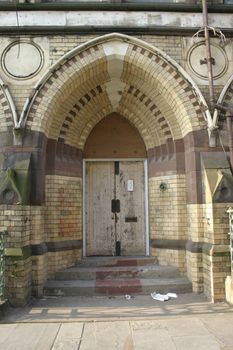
[76,256,158,267]
[55,264,180,280]
[44,277,192,297]
[45,257,192,298]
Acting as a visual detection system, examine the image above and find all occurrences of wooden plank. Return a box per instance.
[117,161,146,256]
[86,162,115,256]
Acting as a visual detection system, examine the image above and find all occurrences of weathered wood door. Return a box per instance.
[85,161,146,256]
[116,161,145,255]
[85,162,115,256]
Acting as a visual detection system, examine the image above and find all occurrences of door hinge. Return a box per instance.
[114,161,119,175]
[111,199,120,213]
[116,241,121,256]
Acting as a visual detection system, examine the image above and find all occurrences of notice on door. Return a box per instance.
[127,179,134,192]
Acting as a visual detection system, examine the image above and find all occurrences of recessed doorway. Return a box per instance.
[84,159,148,256]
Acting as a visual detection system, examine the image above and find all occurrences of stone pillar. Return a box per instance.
[186,205,204,293]
[30,206,47,298]
[0,205,32,306]
[202,203,231,301]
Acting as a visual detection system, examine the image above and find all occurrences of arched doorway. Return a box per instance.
[83,113,148,256]
[1,32,231,304]
[20,33,210,297]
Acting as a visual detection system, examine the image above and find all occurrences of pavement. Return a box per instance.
[1,293,233,349]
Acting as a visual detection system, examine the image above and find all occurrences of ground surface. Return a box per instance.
[1,293,233,349]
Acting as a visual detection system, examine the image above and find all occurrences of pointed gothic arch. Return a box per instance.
[20,33,210,153]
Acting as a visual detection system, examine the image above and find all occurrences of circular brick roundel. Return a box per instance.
[188,42,228,80]
[2,41,43,79]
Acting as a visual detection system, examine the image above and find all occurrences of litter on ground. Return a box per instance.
[125,294,134,300]
[151,292,178,301]
[167,293,178,298]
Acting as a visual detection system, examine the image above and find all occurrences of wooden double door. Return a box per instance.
[85,161,146,256]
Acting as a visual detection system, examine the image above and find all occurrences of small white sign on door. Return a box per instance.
[127,179,134,192]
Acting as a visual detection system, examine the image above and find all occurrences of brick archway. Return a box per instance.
[0,76,17,136]
[23,33,211,278]
[6,33,216,303]
[23,33,209,153]
[214,75,233,147]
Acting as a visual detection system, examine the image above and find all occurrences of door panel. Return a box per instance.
[85,161,146,256]
[117,161,145,255]
[86,162,115,256]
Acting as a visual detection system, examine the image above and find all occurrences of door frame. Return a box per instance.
[82,159,150,257]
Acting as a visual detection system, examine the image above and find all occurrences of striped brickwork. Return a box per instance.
[0,33,231,305]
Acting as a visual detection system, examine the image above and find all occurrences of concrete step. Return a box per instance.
[76,256,158,267]
[55,264,180,280]
[44,277,192,297]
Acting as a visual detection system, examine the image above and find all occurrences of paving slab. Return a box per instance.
[0,294,233,350]
[200,314,233,347]
[0,323,59,350]
[163,318,209,337]
[172,335,221,350]
[0,323,18,343]
[80,321,131,350]
[1,319,233,350]
[52,323,84,350]
[132,327,176,350]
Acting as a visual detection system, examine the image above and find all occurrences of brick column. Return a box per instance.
[0,205,32,306]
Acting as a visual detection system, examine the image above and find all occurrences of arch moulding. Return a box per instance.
[18,33,211,151]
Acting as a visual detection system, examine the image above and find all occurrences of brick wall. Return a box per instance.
[149,175,187,241]
[186,203,231,300]
[186,251,203,293]
[153,248,187,275]
[45,175,82,241]
[45,175,83,276]
[149,175,188,273]
[203,203,231,301]
[47,250,82,279]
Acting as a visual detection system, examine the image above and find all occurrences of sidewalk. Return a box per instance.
[1,293,233,349]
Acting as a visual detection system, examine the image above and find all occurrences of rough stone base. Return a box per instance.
[0,300,10,319]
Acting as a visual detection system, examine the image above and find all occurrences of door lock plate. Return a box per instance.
[125,217,137,222]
